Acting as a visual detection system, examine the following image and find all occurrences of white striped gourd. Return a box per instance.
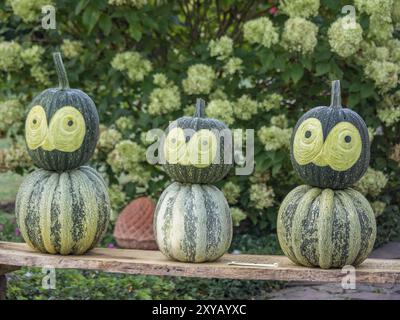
[277,185,376,269]
[154,182,232,262]
[15,166,110,255]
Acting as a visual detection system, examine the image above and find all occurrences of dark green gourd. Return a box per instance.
[290,80,370,189]
[162,99,233,184]
[25,52,99,171]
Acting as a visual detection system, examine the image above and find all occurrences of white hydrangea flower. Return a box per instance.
[182,64,216,95]
[328,17,363,58]
[280,0,320,18]
[111,51,152,82]
[233,95,258,120]
[61,40,84,59]
[206,99,234,125]
[282,18,318,55]
[208,36,233,60]
[148,86,181,115]
[243,17,279,48]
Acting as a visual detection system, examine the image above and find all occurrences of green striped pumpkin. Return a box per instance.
[154,182,232,262]
[15,166,110,255]
[277,185,376,269]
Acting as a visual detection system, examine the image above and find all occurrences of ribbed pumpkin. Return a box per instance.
[154,182,232,262]
[277,185,376,269]
[162,99,233,184]
[113,197,158,250]
[290,80,370,189]
[25,52,99,172]
[15,166,110,255]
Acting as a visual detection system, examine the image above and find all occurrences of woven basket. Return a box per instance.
[113,197,158,250]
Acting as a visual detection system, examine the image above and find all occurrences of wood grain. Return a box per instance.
[0,242,399,284]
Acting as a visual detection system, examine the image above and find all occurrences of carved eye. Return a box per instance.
[293,118,324,165]
[25,105,48,150]
[323,122,362,171]
[187,129,218,168]
[163,127,189,165]
[48,106,86,152]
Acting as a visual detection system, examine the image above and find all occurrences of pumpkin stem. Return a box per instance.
[330,80,342,109]
[53,52,70,89]
[195,98,206,118]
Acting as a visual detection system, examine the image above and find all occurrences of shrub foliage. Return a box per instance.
[0,0,399,245]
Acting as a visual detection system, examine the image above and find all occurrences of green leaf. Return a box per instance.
[360,84,375,99]
[348,93,360,107]
[300,56,312,71]
[290,64,304,83]
[82,7,101,34]
[129,27,142,41]
[99,15,112,35]
[75,0,90,15]
[281,69,291,84]
[315,62,330,76]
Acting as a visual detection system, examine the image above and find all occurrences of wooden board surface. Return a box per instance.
[0,242,400,284]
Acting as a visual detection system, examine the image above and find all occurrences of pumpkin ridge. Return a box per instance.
[291,187,321,267]
[339,190,362,265]
[317,189,334,268]
[347,188,376,265]
[39,173,59,254]
[25,172,48,252]
[16,170,46,249]
[277,185,311,264]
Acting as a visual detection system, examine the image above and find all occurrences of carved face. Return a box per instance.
[25,88,99,171]
[26,105,86,153]
[161,99,233,184]
[164,127,218,168]
[290,81,370,189]
[293,117,363,172]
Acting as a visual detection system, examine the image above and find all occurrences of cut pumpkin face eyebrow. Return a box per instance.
[25,105,86,153]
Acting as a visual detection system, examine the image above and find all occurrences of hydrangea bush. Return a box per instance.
[0,0,399,246]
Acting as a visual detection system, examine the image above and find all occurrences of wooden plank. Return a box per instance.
[0,242,399,284]
[0,275,6,300]
[0,264,20,275]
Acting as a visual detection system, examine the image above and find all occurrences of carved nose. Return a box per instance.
[313,148,328,167]
[41,135,55,151]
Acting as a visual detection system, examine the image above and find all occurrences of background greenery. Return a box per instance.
[0,0,399,299]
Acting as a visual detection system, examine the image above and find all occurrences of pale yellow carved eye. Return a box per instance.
[25,105,48,150]
[48,106,86,152]
[163,127,189,165]
[187,129,218,168]
[323,122,362,171]
[293,117,324,165]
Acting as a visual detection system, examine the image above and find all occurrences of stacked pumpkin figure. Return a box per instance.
[15,52,111,255]
[154,99,233,262]
[277,80,376,269]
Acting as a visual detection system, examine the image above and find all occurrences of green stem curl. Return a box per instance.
[330,80,342,109]
[195,98,206,118]
[53,52,70,89]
